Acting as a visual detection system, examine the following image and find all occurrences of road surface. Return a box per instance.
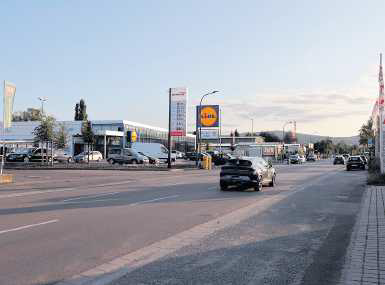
[0,160,366,285]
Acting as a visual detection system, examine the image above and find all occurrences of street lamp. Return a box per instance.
[250,118,254,135]
[38,97,48,117]
[282,121,293,162]
[196,90,219,167]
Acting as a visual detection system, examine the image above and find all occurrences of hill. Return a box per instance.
[255,131,359,146]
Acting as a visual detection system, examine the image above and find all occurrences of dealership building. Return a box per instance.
[1,120,196,158]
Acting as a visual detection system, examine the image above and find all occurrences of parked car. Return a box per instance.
[360,155,368,165]
[333,155,345,165]
[184,152,195,160]
[74,151,103,163]
[342,154,350,160]
[6,147,53,163]
[289,154,302,164]
[346,156,366,171]
[54,149,73,163]
[171,150,184,159]
[220,157,276,191]
[307,154,316,161]
[131,142,176,162]
[107,148,149,165]
[138,151,159,165]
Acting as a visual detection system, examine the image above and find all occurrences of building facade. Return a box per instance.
[1,120,195,158]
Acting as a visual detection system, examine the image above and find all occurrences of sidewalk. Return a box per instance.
[342,186,385,284]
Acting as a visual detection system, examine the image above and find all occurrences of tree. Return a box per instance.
[54,123,68,149]
[13,108,41,121]
[74,99,88,121]
[74,103,80,120]
[359,118,374,146]
[33,116,56,165]
[259,131,280,142]
[234,129,240,137]
[314,139,334,156]
[81,120,95,164]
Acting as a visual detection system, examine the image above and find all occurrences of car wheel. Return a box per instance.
[346,167,350,171]
[269,174,276,187]
[24,157,29,163]
[220,182,228,191]
[254,180,263,192]
[362,165,365,170]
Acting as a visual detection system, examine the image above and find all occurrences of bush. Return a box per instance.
[368,157,380,173]
[367,171,385,185]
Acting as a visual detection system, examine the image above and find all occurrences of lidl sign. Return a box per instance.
[196,105,219,128]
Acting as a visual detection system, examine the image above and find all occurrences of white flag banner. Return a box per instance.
[3,81,16,129]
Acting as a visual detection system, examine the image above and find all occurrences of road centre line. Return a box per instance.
[57,194,180,205]
[61,192,120,202]
[130,195,179,206]
[0,219,59,235]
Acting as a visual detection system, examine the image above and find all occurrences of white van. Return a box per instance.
[131,142,176,162]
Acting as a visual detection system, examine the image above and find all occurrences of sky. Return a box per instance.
[1,0,384,137]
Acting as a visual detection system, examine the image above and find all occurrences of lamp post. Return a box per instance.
[250,118,254,135]
[282,121,293,162]
[196,90,219,167]
[38,97,47,118]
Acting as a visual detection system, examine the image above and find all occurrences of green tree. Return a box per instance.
[234,129,240,137]
[74,103,80,120]
[74,99,88,121]
[359,118,374,147]
[33,116,56,164]
[81,120,95,164]
[54,123,68,149]
[259,131,280,142]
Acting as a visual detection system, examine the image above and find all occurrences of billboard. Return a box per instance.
[3,81,16,129]
[196,105,219,128]
[170,88,187,136]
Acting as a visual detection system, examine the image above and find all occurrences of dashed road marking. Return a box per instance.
[0,219,59,235]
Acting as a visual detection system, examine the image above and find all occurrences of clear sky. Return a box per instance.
[1,0,384,137]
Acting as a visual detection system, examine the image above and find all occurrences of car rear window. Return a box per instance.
[349,157,360,161]
[228,159,252,167]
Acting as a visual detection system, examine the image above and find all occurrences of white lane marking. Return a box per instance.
[0,188,76,199]
[0,219,59,235]
[61,192,119,202]
[130,195,179,206]
[57,194,180,205]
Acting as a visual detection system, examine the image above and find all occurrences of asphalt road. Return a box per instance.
[0,160,366,285]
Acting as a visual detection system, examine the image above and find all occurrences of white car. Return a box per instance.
[74,151,103,163]
[172,150,184,159]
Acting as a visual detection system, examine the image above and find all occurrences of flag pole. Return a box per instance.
[1,81,5,176]
[378,53,384,173]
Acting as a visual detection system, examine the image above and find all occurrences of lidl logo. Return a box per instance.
[197,105,220,128]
